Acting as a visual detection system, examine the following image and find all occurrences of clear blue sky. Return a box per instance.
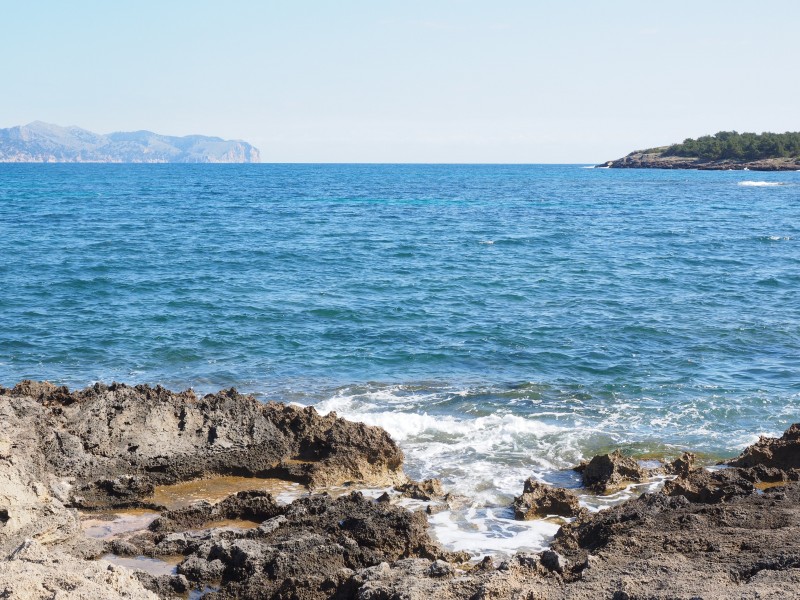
[2,1,798,163]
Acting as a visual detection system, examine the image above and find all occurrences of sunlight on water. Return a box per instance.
[2,164,800,554]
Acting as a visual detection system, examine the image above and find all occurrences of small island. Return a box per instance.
[600,131,800,171]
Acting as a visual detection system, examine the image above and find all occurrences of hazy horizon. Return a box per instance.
[3,1,799,163]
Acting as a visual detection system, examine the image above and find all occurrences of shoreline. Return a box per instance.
[598,152,800,171]
[1,380,798,599]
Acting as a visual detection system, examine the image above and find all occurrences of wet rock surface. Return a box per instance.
[394,478,447,501]
[2,381,800,599]
[148,490,284,533]
[728,423,800,471]
[113,491,464,600]
[513,478,584,520]
[663,451,696,477]
[574,450,649,492]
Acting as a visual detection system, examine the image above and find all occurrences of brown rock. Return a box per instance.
[578,450,648,493]
[662,467,754,503]
[395,478,446,501]
[728,423,800,471]
[664,452,696,478]
[512,479,583,520]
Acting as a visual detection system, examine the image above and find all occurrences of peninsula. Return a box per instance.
[0,121,260,163]
[600,131,800,171]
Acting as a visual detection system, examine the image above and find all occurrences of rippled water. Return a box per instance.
[2,164,799,553]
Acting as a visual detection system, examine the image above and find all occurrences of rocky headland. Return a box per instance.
[1,380,799,599]
[598,151,800,171]
[0,122,260,163]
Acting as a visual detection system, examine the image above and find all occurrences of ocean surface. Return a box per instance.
[2,163,799,554]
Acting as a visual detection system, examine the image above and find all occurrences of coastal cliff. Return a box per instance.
[1,381,799,599]
[0,122,260,163]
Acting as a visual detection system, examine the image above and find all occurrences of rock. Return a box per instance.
[121,491,464,600]
[427,559,456,577]
[539,550,567,574]
[354,558,480,600]
[73,475,156,509]
[549,481,800,598]
[664,452,696,478]
[0,539,157,599]
[149,490,283,533]
[257,514,288,535]
[395,478,446,501]
[134,572,190,598]
[0,381,412,599]
[107,539,140,556]
[0,396,84,555]
[577,450,648,492]
[5,381,800,600]
[1,381,405,512]
[662,467,755,503]
[599,152,800,172]
[728,424,800,471]
[177,555,225,582]
[512,478,583,519]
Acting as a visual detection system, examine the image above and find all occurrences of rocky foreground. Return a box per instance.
[598,152,800,171]
[1,381,799,599]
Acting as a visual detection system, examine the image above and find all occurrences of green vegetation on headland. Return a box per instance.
[656,131,800,161]
[602,131,800,170]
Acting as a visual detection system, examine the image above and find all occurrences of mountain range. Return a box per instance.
[0,122,260,163]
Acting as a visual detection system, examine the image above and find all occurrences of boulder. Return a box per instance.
[664,452,696,478]
[576,450,648,493]
[395,478,446,501]
[512,479,583,519]
[728,424,800,471]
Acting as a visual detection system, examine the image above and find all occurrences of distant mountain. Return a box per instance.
[0,121,260,163]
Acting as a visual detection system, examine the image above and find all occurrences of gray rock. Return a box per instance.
[539,550,567,574]
[395,478,446,501]
[0,540,157,599]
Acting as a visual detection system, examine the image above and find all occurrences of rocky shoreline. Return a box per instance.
[1,381,799,599]
[598,152,800,171]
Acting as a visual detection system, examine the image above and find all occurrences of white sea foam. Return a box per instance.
[428,508,561,556]
[304,385,795,556]
[308,387,617,555]
[738,181,784,187]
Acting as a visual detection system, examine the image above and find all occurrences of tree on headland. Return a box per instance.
[661,131,800,160]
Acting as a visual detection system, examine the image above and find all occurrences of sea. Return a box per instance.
[1,163,799,554]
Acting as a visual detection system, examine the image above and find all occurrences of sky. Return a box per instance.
[2,1,799,163]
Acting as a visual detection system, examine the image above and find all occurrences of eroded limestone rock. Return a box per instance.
[512,478,583,520]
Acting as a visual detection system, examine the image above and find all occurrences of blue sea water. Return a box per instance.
[1,164,799,550]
